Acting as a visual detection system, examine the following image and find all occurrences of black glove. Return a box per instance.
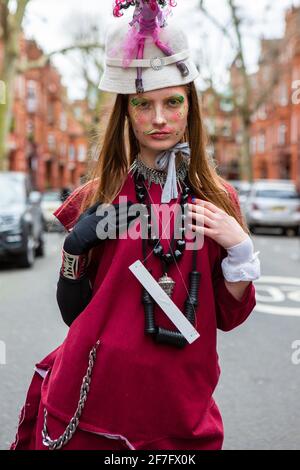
[63,201,140,255]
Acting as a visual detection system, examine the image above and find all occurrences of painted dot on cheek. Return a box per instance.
[170,113,179,121]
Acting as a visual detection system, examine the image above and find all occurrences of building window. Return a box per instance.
[60,112,67,131]
[235,130,243,144]
[78,145,86,162]
[48,133,56,151]
[279,83,288,106]
[60,143,66,156]
[278,123,287,146]
[204,117,216,135]
[74,107,82,120]
[257,104,267,120]
[26,80,38,113]
[257,132,265,153]
[48,102,54,125]
[250,136,256,154]
[69,145,76,161]
[221,120,232,137]
[27,121,34,135]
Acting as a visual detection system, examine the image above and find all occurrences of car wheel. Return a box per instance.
[248,224,256,234]
[35,232,45,257]
[284,227,297,237]
[18,233,35,268]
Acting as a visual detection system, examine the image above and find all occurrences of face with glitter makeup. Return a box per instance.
[127,86,189,159]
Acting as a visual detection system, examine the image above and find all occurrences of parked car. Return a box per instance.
[0,172,45,267]
[245,179,300,235]
[41,190,64,232]
[228,180,252,215]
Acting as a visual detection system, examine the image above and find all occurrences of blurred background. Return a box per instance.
[0,0,300,450]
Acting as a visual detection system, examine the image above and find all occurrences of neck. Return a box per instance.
[138,146,161,169]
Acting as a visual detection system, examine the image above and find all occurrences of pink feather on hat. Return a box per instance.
[112,1,177,67]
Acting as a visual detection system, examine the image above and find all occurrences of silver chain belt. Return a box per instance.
[42,340,101,450]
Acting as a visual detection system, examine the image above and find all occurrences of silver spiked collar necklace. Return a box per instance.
[130,155,189,189]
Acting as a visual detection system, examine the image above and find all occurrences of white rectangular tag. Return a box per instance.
[129,260,200,344]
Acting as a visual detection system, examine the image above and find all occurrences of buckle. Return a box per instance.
[150,57,163,71]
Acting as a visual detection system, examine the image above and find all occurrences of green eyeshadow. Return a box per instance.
[130,98,143,107]
[172,95,185,103]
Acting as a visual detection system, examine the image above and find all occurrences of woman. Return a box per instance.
[11,1,260,451]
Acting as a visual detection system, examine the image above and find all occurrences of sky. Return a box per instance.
[23,0,300,100]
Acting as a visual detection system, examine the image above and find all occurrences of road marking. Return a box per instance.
[254,276,300,317]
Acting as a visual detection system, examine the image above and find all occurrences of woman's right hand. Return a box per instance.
[63,201,140,255]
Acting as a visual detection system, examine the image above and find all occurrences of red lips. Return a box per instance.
[151,130,172,135]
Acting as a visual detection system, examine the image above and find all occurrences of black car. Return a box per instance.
[0,172,45,268]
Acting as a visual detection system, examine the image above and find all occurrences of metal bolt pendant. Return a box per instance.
[158,273,175,298]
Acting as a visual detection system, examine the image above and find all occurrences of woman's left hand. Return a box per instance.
[187,198,248,250]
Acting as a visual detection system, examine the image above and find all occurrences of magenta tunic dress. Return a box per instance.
[11,170,256,450]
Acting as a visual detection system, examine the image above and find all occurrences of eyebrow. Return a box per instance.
[131,94,184,102]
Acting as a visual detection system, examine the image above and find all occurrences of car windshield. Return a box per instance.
[256,189,299,199]
[42,192,61,202]
[0,175,25,206]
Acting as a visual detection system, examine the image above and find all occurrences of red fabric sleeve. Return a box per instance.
[53,180,97,232]
[212,183,256,331]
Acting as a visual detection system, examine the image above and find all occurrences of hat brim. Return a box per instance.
[98,58,200,94]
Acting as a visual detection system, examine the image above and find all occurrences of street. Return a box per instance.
[1,231,300,450]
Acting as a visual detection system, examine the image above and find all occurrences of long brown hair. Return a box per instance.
[81,81,249,233]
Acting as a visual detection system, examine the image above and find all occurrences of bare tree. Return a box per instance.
[0,0,30,171]
[198,0,282,181]
[61,13,107,138]
[0,0,104,170]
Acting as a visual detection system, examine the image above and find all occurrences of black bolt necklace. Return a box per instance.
[133,169,201,348]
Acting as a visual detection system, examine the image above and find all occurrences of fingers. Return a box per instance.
[189,224,214,237]
[187,202,216,223]
[188,201,218,225]
[188,210,216,228]
[191,198,226,214]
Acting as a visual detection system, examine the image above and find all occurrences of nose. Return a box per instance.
[152,105,167,126]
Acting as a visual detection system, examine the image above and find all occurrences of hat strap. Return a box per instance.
[106,49,190,68]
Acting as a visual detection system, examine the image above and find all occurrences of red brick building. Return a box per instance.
[238,6,300,184]
[201,86,240,179]
[6,37,90,192]
[200,5,300,187]
[250,6,300,186]
[4,6,300,190]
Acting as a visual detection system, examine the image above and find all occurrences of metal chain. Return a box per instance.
[42,340,101,450]
[129,157,188,187]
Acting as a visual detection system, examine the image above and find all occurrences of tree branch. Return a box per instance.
[198,0,237,51]
[15,0,31,29]
[17,42,105,72]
